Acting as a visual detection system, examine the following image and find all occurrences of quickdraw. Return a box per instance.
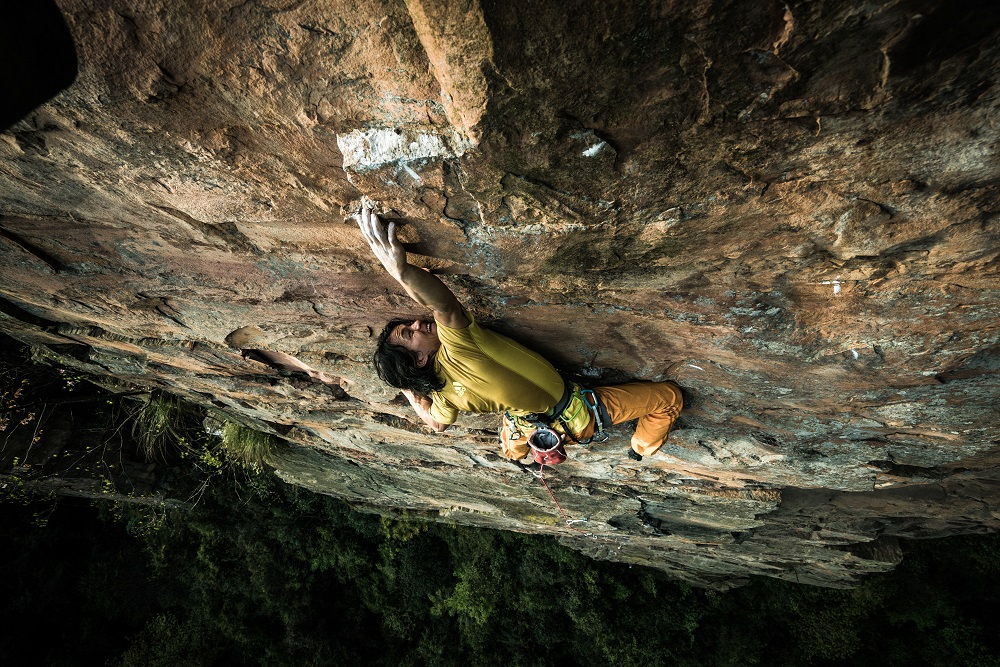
[579,388,610,444]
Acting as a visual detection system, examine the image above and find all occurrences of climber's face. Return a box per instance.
[389,319,440,368]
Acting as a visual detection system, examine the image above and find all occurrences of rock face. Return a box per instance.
[2,0,999,588]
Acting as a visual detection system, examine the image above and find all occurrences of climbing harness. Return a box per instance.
[504,386,633,556]
[498,381,610,462]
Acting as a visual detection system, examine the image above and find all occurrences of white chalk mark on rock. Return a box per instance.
[817,275,843,295]
[337,128,475,171]
[582,141,607,157]
[397,161,423,185]
[687,364,705,371]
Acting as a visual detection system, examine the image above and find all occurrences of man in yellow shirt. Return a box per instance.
[357,203,682,461]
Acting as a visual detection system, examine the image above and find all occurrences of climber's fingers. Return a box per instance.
[355,200,408,277]
[356,200,386,248]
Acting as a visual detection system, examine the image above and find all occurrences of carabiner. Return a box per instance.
[581,389,610,443]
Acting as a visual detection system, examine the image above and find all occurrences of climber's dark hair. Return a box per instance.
[373,318,445,395]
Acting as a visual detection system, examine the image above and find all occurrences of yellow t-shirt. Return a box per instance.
[428,310,564,425]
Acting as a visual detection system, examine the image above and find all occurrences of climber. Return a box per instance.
[356,202,683,462]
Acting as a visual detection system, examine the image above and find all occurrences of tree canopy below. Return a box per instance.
[3,469,1000,666]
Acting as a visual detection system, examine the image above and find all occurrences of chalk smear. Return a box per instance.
[817,275,843,295]
[337,128,475,171]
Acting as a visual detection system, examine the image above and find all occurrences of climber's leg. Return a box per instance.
[593,381,683,456]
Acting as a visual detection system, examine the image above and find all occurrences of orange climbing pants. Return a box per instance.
[499,380,684,460]
[578,381,684,456]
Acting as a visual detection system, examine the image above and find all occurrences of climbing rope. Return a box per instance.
[534,463,590,531]
[516,461,635,558]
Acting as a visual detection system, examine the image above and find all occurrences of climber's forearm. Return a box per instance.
[403,390,449,432]
[395,264,465,326]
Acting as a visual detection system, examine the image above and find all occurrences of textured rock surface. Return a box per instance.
[2,0,999,588]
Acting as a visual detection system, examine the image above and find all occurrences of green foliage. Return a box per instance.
[1,456,31,506]
[126,390,200,462]
[6,470,1000,667]
[123,386,285,477]
[117,613,210,667]
[219,420,281,470]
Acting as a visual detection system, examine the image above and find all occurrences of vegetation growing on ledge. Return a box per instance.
[0,335,284,511]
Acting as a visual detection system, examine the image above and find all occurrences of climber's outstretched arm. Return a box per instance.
[356,202,469,329]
